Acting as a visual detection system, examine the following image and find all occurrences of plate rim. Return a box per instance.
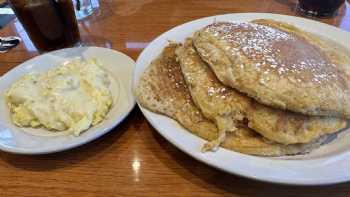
[0,46,136,155]
[134,12,350,186]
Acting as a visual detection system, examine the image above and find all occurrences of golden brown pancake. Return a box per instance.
[135,43,329,156]
[193,19,350,118]
[176,38,346,145]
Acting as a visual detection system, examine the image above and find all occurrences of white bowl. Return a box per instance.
[0,47,135,154]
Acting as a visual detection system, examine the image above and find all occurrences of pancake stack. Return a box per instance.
[136,19,349,156]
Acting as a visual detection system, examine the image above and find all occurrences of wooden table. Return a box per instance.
[1,0,350,196]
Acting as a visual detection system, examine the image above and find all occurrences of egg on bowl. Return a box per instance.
[5,58,113,136]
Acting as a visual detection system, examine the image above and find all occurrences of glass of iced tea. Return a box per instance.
[8,0,80,52]
[297,0,345,18]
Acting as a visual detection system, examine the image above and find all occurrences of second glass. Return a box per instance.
[73,0,94,20]
[297,0,345,18]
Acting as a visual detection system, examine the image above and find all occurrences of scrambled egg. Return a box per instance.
[6,58,113,136]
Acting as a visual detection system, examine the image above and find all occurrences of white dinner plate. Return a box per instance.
[134,13,350,185]
[0,47,135,154]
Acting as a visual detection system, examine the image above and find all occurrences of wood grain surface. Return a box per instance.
[1,0,350,196]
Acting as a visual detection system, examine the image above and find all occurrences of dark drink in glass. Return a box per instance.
[8,0,80,52]
[298,0,345,17]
